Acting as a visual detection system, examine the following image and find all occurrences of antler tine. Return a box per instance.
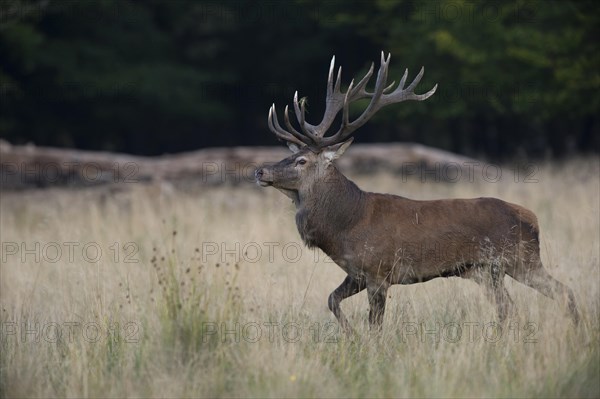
[398,68,408,90]
[324,56,342,98]
[291,91,321,142]
[334,65,342,94]
[405,66,425,93]
[342,79,355,128]
[327,56,335,97]
[375,51,391,97]
[292,91,308,133]
[349,62,374,98]
[268,104,309,147]
[283,105,313,143]
[418,82,438,101]
[325,56,342,98]
[268,105,292,144]
[402,67,438,100]
[383,81,396,93]
[402,67,438,101]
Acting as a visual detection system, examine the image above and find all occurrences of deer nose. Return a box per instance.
[255,168,264,180]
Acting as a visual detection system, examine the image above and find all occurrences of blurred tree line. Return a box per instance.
[1,0,598,159]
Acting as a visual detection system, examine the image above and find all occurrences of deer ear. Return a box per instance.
[323,138,354,163]
[287,142,302,153]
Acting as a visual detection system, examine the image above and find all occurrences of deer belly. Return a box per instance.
[338,238,484,283]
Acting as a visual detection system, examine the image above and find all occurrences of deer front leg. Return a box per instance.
[367,283,388,331]
[328,275,366,335]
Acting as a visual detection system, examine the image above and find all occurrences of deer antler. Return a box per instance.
[268,51,438,149]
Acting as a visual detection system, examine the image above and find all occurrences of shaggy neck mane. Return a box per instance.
[295,166,366,252]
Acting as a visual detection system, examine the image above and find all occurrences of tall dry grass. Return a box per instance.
[1,157,598,398]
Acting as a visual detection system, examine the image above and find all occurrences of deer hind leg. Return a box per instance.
[508,261,580,325]
[328,275,366,335]
[464,263,513,322]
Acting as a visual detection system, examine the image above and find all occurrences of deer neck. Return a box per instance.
[295,166,366,251]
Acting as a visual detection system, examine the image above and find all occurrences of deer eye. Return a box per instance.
[296,158,307,166]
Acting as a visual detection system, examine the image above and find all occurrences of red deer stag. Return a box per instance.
[255,52,580,333]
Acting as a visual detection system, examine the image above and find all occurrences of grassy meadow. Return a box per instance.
[1,157,599,398]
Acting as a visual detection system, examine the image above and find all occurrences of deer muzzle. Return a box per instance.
[255,167,273,187]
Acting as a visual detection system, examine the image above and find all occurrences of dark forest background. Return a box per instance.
[1,0,598,159]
